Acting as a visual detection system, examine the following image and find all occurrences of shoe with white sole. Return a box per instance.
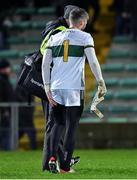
[70,156,80,167]
[60,168,75,173]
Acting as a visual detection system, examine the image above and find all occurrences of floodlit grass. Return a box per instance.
[0,149,137,179]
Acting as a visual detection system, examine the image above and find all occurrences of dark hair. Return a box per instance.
[69,7,89,24]
[64,5,79,19]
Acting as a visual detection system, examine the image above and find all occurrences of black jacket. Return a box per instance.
[17,17,69,99]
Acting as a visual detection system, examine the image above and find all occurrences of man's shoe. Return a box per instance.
[60,168,75,173]
[70,156,80,167]
[48,157,59,173]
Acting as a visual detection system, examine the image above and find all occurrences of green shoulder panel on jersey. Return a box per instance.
[52,45,84,58]
[40,26,67,55]
[84,45,94,49]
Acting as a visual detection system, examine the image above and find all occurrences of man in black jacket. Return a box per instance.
[0,59,14,150]
[40,5,80,171]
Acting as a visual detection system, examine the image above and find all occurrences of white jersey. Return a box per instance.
[42,28,104,106]
[46,28,94,90]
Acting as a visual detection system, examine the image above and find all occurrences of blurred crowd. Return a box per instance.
[0,0,101,51]
[0,0,137,52]
[112,0,137,41]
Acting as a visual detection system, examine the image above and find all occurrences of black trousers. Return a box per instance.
[49,103,83,171]
[42,100,65,171]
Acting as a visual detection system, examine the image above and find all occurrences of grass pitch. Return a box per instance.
[0,149,137,179]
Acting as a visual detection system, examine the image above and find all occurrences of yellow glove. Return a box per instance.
[97,79,107,98]
[90,91,104,119]
[90,79,107,119]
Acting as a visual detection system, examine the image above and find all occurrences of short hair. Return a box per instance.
[69,7,89,24]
